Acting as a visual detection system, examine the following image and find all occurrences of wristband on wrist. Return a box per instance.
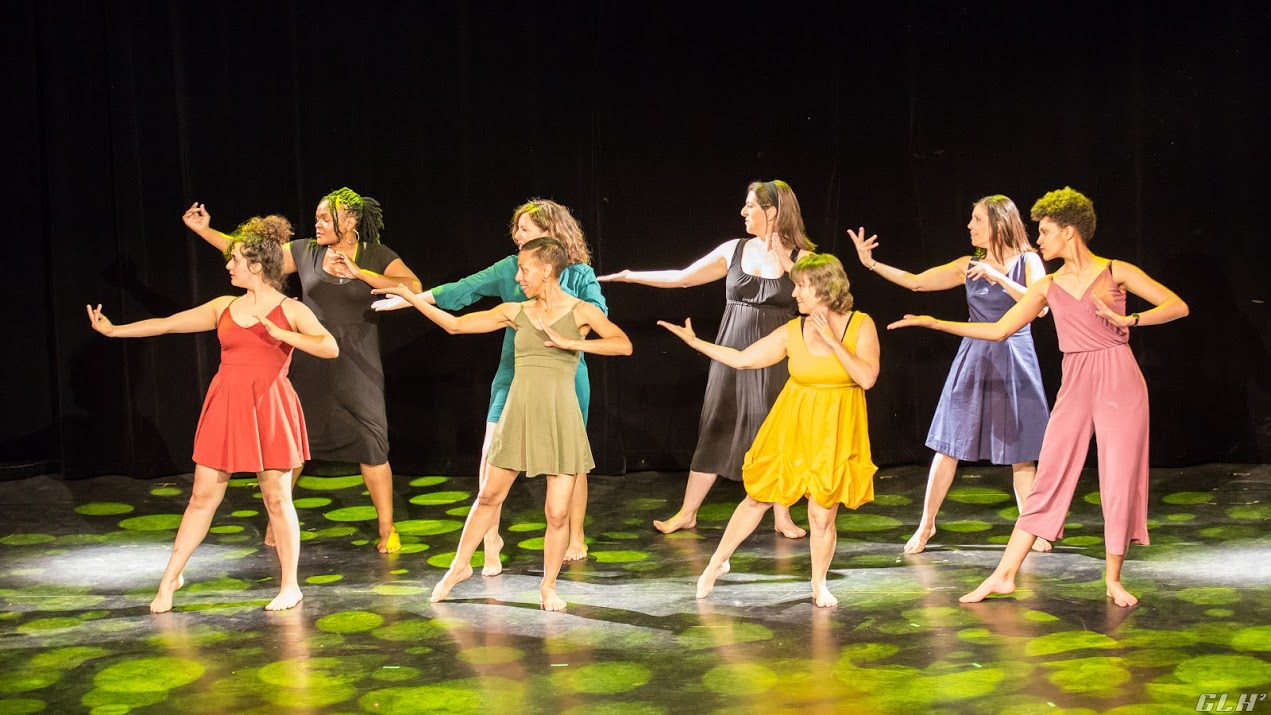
[868,260,878,272]
[1130,312,1141,326]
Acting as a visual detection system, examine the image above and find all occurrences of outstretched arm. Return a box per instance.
[848,228,966,292]
[267,301,339,358]
[540,302,631,356]
[888,279,1050,340]
[374,257,512,312]
[598,240,736,288]
[657,317,788,369]
[371,284,517,334]
[86,297,230,338]
[1094,261,1190,328]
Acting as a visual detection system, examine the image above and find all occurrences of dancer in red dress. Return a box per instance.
[889,188,1188,607]
[88,221,338,613]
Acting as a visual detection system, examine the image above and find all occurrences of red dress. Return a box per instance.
[191,300,309,473]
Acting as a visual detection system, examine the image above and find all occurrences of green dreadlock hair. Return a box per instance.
[324,187,385,244]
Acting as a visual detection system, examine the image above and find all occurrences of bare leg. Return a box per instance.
[904,452,958,554]
[1011,461,1051,552]
[258,469,303,611]
[807,501,840,607]
[431,467,518,603]
[1104,551,1138,607]
[361,461,398,553]
[564,473,589,561]
[151,465,230,613]
[478,422,504,576]
[960,526,1037,603]
[697,496,773,599]
[772,503,807,539]
[540,473,579,611]
[264,462,302,547]
[654,470,716,533]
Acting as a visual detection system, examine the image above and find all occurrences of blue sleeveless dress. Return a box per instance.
[925,254,1050,464]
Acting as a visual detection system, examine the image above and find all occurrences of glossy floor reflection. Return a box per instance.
[1,465,1269,713]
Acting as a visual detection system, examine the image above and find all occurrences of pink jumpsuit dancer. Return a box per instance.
[1015,262,1149,555]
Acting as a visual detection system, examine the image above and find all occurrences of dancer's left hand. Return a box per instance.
[329,251,362,279]
[656,318,697,344]
[967,260,1006,285]
[86,304,115,336]
[1093,297,1132,328]
[259,315,287,340]
[539,321,577,351]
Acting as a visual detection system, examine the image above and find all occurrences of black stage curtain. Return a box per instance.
[8,1,1270,478]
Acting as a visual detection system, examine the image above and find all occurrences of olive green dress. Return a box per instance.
[487,303,594,478]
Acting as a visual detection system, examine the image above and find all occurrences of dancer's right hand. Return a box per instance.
[370,295,410,311]
[887,314,935,330]
[656,318,696,344]
[182,203,210,233]
[86,304,115,336]
[597,270,630,282]
[847,227,878,267]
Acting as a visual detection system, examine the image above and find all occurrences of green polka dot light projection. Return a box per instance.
[1,465,1270,713]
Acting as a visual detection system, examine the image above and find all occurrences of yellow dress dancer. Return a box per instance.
[743,313,877,510]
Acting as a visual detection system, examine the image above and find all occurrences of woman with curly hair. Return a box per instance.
[374,199,606,572]
[659,254,879,608]
[183,189,421,554]
[849,195,1051,554]
[88,224,338,613]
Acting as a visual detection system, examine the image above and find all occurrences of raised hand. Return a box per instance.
[847,227,879,268]
[370,283,414,299]
[1093,297,1132,329]
[887,314,936,330]
[967,260,1007,285]
[86,304,115,336]
[656,317,697,344]
[597,270,630,283]
[182,202,211,233]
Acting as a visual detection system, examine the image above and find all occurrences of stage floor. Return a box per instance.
[1,464,1269,713]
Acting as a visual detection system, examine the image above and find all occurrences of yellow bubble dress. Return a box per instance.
[742,313,877,509]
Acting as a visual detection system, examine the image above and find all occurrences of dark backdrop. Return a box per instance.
[7,0,1270,478]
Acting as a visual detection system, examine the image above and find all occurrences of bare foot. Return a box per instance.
[377,527,401,554]
[264,524,275,548]
[564,542,588,562]
[429,564,474,603]
[774,520,808,540]
[482,533,504,577]
[959,573,1016,603]
[540,586,567,612]
[149,573,185,614]
[264,587,303,612]
[903,524,937,554]
[696,561,727,599]
[1106,581,1139,608]
[812,581,839,608]
[1031,537,1053,553]
[653,511,696,534]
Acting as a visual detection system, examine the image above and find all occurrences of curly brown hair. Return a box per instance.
[790,253,853,313]
[225,215,289,290]
[510,199,590,265]
[1030,187,1097,242]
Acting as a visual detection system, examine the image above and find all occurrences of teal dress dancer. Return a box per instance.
[432,255,608,422]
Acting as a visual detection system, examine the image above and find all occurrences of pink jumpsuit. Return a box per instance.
[1015,263,1150,555]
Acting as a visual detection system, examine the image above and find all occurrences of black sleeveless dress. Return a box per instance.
[288,239,400,465]
[689,238,798,480]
